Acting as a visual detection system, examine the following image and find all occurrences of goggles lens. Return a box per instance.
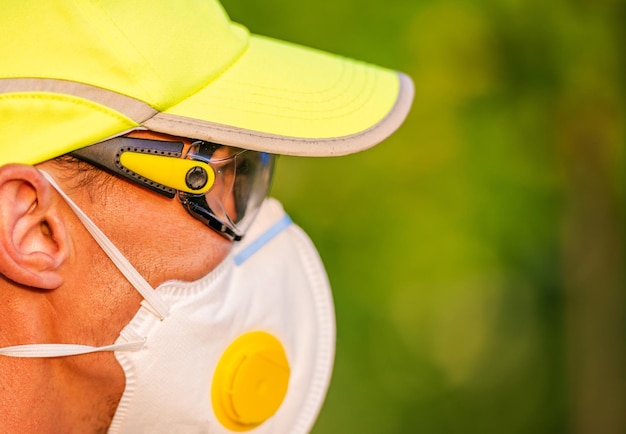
[179,141,275,241]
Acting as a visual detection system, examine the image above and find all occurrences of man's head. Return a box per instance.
[1,0,413,432]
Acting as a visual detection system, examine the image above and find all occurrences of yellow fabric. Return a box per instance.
[0,0,410,164]
[2,0,247,110]
[166,35,400,138]
[0,92,136,165]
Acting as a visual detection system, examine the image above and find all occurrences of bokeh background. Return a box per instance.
[220,1,625,433]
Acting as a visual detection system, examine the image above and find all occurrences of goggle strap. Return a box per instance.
[40,170,171,320]
[70,137,184,198]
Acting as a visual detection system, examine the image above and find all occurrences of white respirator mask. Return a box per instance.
[0,172,336,434]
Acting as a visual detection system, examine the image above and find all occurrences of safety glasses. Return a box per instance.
[70,136,275,241]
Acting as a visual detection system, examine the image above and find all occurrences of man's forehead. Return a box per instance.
[126,130,190,144]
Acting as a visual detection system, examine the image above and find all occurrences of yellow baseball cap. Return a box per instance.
[0,0,413,165]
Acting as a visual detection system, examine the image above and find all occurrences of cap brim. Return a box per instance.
[144,32,413,157]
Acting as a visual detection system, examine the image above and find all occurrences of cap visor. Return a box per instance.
[144,32,413,156]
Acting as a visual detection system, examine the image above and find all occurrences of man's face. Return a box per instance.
[99,130,235,285]
[9,132,236,431]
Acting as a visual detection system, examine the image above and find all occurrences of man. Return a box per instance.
[0,0,413,432]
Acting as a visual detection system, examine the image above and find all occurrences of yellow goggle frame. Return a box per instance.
[70,136,214,198]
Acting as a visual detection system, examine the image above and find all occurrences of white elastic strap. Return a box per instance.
[0,339,146,358]
[40,170,170,319]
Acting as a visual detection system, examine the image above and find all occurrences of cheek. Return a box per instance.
[139,215,233,285]
[102,177,233,285]
[167,234,232,282]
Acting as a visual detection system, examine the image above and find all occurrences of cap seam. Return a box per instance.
[88,0,165,104]
[160,24,252,111]
[0,79,157,122]
[0,92,136,124]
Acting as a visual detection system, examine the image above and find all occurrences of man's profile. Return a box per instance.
[0,0,413,432]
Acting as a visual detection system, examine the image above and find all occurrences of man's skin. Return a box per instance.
[0,132,232,432]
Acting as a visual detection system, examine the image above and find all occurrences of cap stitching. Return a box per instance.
[0,78,157,122]
[0,92,136,124]
[198,66,377,121]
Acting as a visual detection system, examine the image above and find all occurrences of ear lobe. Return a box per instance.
[0,164,70,289]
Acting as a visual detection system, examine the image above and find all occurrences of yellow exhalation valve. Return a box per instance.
[212,331,290,431]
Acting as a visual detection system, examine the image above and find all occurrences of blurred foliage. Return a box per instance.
[221,0,625,433]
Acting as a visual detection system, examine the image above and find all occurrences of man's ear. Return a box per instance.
[0,164,70,289]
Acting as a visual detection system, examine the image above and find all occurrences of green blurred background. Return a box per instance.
[221,1,624,433]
